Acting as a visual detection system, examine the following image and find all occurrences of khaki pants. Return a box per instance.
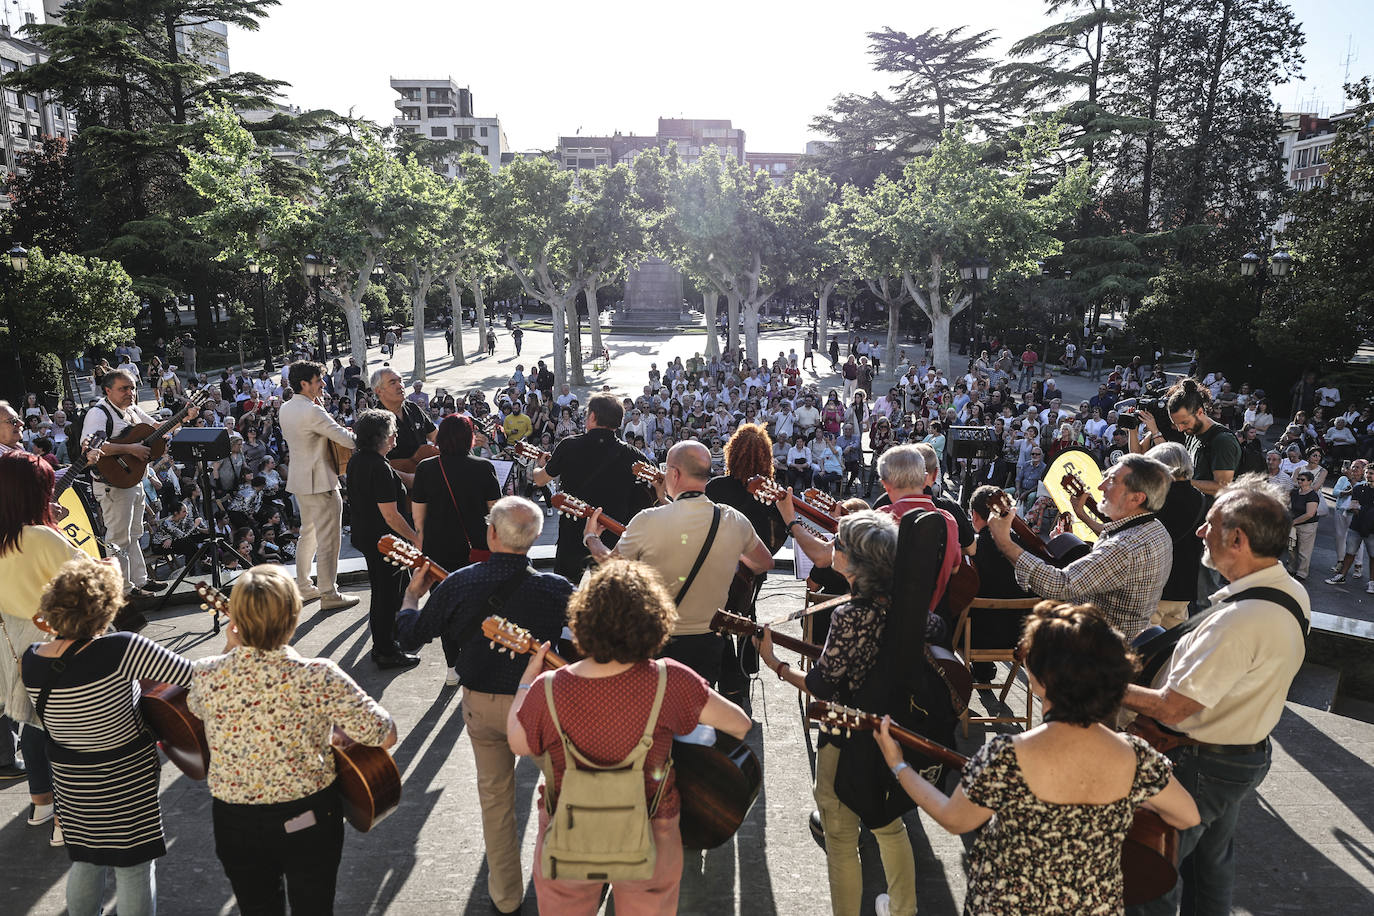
[97,481,148,590]
[814,743,916,916]
[461,689,524,912]
[1290,522,1317,580]
[1151,600,1190,630]
[294,490,342,596]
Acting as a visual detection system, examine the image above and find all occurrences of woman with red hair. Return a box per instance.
[0,450,84,845]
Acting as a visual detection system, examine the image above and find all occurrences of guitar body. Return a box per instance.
[138,681,210,781]
[1123,808,1180,905]
[332,727,402,832]
[926,645,973,712]
[671,732,762,849]
[96,424,167,489]
[327,439,354,477]
[1047,532,1091,566]
[944,557,981,619]
[388,443,441,475]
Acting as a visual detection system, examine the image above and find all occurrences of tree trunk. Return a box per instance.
[742,298,761,366]
[1183,0,1234,228]
[928,310,953,385]
[445,276,466,366]
[725,289,740,359]
[549,295,568,387]
[1138,0,1168,232]
[566,298,586,386]
[342,294,368,373]
[410,280,428,381]
[817,279,835,355]
[885,297,901,378]
[903,254,970,381]
[702,292,721,359]
[585,274,604,355]
[474,278,489,350]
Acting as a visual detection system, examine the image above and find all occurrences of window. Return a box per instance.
[400,107,420,120]
[426,89,451,103]
[0,58,17,73]
[430,126,448,137]
[565,159,578,168]
[1295,147,1310,168]
[1315,144,1329,164]
[480,126,488,138]
[25,95,38,111]
[578,158,595,169]
[456,126,474,139]
[427,107,452,118]
[399,88,420,101]
[480,145,489,156]
[3,89,16,107]
[1312,176,1323,189]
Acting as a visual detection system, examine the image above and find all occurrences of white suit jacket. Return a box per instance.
[279,395,356,496]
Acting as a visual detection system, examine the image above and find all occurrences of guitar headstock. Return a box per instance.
[378,534,426,572]
[632,461,664,485]
[550,492,592,521]
[514,440,544,462]
[193,580,230,617]
[73,432,107,469]
[480,615,538,658]
[709,609,757,638]
[805,701,877,737]
[802,488,840,515]
[1061,467,1086,495]
[988,488,1015,518]
[747,474,786,504]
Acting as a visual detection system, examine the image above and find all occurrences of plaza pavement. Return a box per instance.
[3,316,1370,913]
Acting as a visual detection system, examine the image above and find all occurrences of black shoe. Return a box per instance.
[372,649,422,669]
[490,896,522,915]
[808,809,826,850]
[113,611,149,633]
[0,762,25,781]
[141,580,168,593]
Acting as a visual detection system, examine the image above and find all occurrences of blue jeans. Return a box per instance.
[21,723,53,795]
[1129,740,1271,916]
[67,860,157,916]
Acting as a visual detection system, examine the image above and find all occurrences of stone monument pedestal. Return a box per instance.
[617,256,687,326]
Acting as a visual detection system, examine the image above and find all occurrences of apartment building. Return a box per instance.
[390,78,507,175]
[0,25,75,204]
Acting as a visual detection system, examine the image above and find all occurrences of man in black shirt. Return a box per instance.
[396,496,571,916]
[532,393,643,581]
[370,367,437,486]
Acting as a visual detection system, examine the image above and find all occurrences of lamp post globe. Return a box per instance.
[1239,251,1261,277]
[9,244,27,273]
[1270,250,1293,278]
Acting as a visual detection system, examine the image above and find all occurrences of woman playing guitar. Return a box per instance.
[187,564,397,915]
[872,601,1199,914]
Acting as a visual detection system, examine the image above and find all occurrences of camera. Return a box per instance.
[1114,392,1169,433]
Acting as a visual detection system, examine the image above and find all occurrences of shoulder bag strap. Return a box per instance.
[674,505,721,606]
[31,638,90,727]
[1226,586,1310,638]
[436,457,474,554]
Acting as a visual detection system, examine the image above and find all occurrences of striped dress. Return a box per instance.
[22,631,193,866]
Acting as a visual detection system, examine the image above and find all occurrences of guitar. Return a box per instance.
[388,442,441,475]
[807,701,1179,907]
[50,433,106,522]
[801,487,843,517]
[746,475,839,534]
[191,581,403,832]
[710,608,973,713]
[482,615,762,849]
[94,391,210,489]
[378,534,451,581]
[1062,465,1110,525]
[631,460,664,486]
[513,439,550,464]
[987,489,1090,567]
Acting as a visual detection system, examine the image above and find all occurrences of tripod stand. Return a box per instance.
[156,458,250,633]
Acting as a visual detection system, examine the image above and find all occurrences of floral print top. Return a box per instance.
[960,733,1172,915]
[188,646,394,805]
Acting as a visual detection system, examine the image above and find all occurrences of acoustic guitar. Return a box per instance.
[190,582,402,832]
[482,615,763,850]
[711,609,973,713]
[513,439,550,464]
[388,442,441,475]
[807,701,1179,907]
[987,489,1090,567]
[50,433,106,522]
[746,475,839,534]
[801,487,843,517]
[94,390,210,489]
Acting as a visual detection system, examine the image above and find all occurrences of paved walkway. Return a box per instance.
[2,578,1371,914]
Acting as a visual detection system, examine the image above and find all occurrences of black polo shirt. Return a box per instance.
[347,449,408,553]
[386,400,437,464]
[544,428,641,527]
[411,453,501,571]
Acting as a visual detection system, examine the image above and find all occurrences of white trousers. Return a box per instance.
[294,490,343,596]
[97,482,148,590]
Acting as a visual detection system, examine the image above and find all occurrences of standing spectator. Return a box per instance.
[1329,462,1374,591]
[1018,344,1038,393]
[179,332,197,381]
[486,329,497,357]
[1090,336,1106,381]
[512,326,524,356]
[1288,470,1319,581]
[1328,459,1368,585]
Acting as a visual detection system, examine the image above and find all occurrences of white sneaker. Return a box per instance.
[445,667,461,688]
[875,893,892,916]
[50,821,63,847]
[1366,581,1374,594]
[26,802,53,826]
[297,586,322,601]
[1355,564,1364,578]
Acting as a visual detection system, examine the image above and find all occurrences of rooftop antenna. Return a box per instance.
[1341,35,1359,105]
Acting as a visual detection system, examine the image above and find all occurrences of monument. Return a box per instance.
[619,256,686,326]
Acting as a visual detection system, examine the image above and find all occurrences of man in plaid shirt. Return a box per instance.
[987,453,1174,638]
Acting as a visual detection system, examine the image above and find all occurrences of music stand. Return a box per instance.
[155,428,249,631]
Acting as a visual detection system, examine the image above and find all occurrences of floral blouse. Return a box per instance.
[804,594,888,702]
[188,646,393,805]
[960,734,1172,915]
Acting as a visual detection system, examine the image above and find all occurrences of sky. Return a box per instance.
[204,0,1372,153]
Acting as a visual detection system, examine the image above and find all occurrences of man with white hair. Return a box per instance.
[396,496,573,916]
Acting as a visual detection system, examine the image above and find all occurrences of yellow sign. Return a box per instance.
[57,487,103,559]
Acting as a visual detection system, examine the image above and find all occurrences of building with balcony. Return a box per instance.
[389,77,507,175]
[745,151,802,185]
[656,117,745,164]
[556,132,657,171]
[1274,109,1356,232]
[0,25,75,207]
[553,118,757,173]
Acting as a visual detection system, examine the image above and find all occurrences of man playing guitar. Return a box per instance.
[531,393,644,582]
[371,367,437,487]
[81,370,196,599]
[581,441,773,686]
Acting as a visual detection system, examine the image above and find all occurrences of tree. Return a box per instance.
[435,157,499,368]
[8,248,139,400]
[3,136,82,254]
[579,164,648,359]
[378,156,451,380]
[894,130,1081,375]
[830,177,913,375]
[792,170,843,353]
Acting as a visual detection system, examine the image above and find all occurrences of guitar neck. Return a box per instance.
[994,496,1054,563]
[143,399,197,444]
[808,702,968,770]
[712,610,821,660]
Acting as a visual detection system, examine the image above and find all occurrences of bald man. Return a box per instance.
[585,441,773,684]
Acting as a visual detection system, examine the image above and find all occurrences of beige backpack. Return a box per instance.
[538,661,670,882]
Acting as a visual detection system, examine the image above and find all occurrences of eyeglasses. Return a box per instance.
[3,417,20,428]
[832,535,847,554]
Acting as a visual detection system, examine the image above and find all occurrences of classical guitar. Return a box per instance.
[378,534,451,581]
[388,442,441,475]
[631,460,664,486]
[94,391,210,489]
[189,581,402,832]
[482,615,762,849]
[807,701,1179,907]
[801,487,843,517]
[746,475,839,534]
[513,439,550,464]
[710,608,974,713]
[987,489,1089,567]
[50,433,106,522]
[1062,465,1111,525]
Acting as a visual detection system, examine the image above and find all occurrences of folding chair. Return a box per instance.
[952,596,1040,736]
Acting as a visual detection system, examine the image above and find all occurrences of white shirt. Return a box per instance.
[1316,386,1341,407]
[794,405,821,430]
[1154,563,1309,744]
[787,445,811,468]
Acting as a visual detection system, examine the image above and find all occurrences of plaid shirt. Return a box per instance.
[1013,513,1172,638]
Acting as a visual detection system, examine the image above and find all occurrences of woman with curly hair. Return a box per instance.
[22,555,194,915]
[874,601,1200,916]
[507,559,751,915]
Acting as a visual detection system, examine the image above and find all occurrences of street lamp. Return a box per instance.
[3,244,27,397]
[959,257,990,354]
[1239,248,1293,375]
[247,259,274,372]
[9,244,28,273]
[303,253,326,359]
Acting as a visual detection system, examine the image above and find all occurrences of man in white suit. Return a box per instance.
[280,360,360,610]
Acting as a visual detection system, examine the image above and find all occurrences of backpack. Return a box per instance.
[538,662,668,882]
[1236,440,1266,477]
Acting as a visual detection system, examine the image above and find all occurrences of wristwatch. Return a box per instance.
[891,761,911,778]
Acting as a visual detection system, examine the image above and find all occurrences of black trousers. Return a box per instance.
[213,784,345,916]
[362,548,407,652]
[660,632,727,687]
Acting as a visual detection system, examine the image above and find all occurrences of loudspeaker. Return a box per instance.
[169,427,231,462]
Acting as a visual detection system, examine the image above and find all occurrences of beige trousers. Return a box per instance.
[97,481,148,590]
[294,489,342,596]
[462,689,524,912]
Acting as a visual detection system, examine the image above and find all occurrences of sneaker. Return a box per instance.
[27,802,54,826]
[297,586,322,601]
[1325,575,1347,585]
[875,893,892,916]
[50,821,63,847]
[445,667,461,688]
[1355,565,1364,578]
[141,580,168,593]
[320,595,361,612]
[1367,581,1374,595]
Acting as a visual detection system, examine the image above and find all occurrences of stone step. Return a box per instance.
[1287,661,1342,712]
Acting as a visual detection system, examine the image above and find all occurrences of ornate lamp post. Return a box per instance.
[5,244,28,395]
[247,259,274,372]
[303,253,326,360]
[959,257,990,354]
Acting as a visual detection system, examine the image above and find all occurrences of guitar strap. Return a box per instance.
[437,456,481,560]
[451,566,537,654]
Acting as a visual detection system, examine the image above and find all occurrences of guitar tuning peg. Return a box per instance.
[489,640,496,649]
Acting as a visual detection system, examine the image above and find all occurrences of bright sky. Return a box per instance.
[218,0,1367,153]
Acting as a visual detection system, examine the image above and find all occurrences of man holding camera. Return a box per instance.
[1132,379,1239,499]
